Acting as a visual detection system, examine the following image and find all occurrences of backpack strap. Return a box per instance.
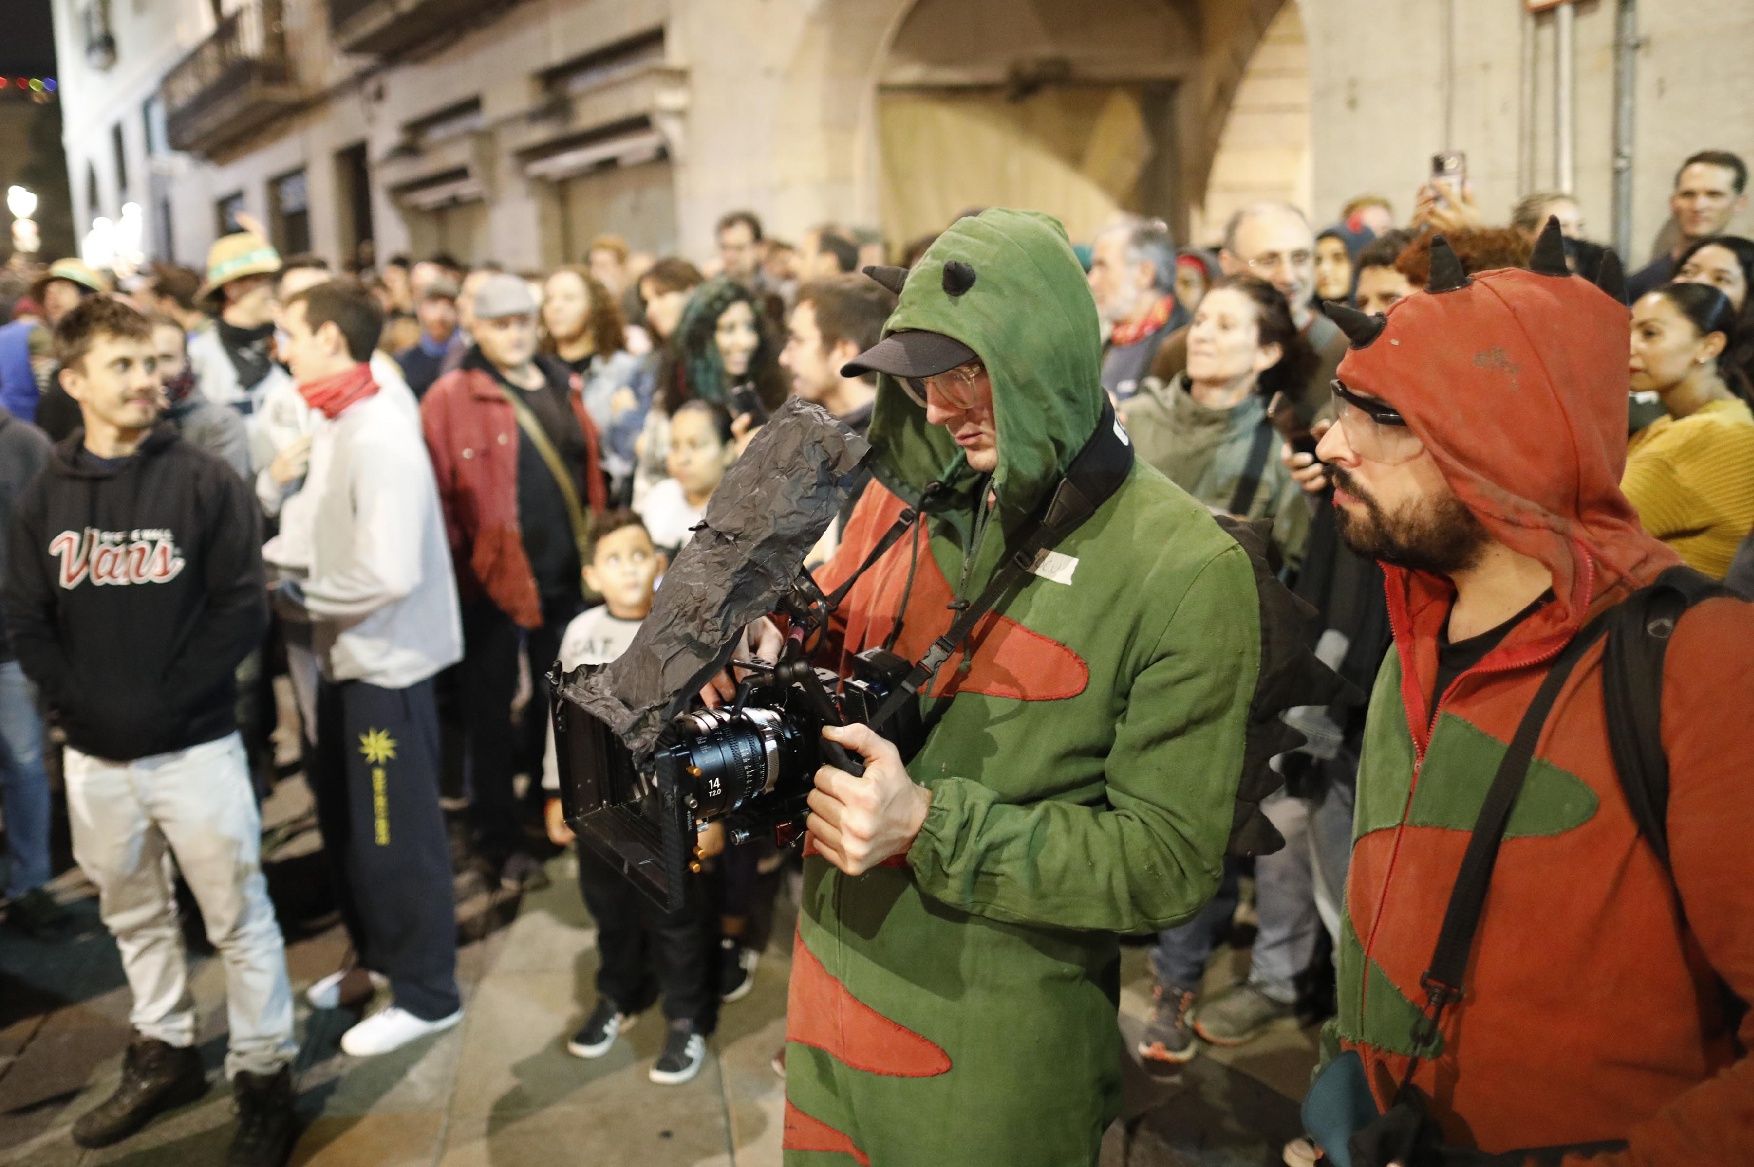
[1600,566,1731,870]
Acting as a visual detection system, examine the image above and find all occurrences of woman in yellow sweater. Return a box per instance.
[1624,281,1754,577]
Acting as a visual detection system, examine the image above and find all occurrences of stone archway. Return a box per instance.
[768,0,1302,250]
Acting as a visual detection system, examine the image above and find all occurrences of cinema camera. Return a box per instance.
[548,399,915,910]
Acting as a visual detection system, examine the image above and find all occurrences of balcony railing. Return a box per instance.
[161,0,303,156]
[327,0,508,59]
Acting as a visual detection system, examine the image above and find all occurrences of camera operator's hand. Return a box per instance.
[700,617,784,708]
[807,723,933,877]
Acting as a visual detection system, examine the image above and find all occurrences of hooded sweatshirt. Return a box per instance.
[782,210,1274,1166]
[1326,251,1754,1159]
[4,425,267,762]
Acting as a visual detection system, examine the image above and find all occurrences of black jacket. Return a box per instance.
[0,414,52,662]
[4,424,267,761]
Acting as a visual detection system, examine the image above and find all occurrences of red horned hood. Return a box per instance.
[1332,231,1680,699]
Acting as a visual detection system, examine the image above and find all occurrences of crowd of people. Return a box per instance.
[0,145,1749,1167]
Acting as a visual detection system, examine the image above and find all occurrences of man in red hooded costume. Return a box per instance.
[1311,219,1753,1162]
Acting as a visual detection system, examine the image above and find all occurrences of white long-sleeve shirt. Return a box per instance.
[266,388,462,688]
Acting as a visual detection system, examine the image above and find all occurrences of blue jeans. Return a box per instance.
[0,659,52,898]
[1150,760,1357,1002]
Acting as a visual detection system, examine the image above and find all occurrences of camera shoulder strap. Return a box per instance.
[868,403,1133,729]
[1397,606,1616,1095]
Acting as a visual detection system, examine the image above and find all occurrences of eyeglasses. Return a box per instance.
[901,361,989,410]
[1244,250,1314,275]
[1329,380,1425,464]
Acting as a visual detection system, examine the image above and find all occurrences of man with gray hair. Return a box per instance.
[1149,201,1349,428]
[1088,216,1186,397]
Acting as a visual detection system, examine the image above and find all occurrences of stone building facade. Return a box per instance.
[48,0,1754,272]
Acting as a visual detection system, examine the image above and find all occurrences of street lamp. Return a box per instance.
[7,184,39,259]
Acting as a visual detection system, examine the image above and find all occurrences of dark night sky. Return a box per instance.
[0,0,58,76]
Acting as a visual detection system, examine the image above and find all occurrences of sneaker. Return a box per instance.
[1136,983,1199,1066]
[1191,980,1296,1047]
[71,1035,207,1148]
[648,1020,706,1085]
[305,967,388,1010]
[1282,1135,1322,1167]
[499,851,550,893]
[339,1006,463,1057]
[226,1067,298,1167]
[717,938,756,1003]
[4,886,76,940]
[565,998,635,1059]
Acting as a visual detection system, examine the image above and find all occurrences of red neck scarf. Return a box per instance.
[298,362,379,419]
[1108,293,1178,348]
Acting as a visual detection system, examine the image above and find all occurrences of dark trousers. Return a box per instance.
[461,601,575,858]
[311,676,460,1020]
[577,845,714,1028]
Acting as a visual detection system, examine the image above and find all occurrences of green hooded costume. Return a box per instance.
[780,209,1301,1165]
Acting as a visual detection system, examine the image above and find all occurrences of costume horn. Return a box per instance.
[1428,234,1470,292]
[862,265,908,295]
[1594,246,1627,303]
[1322,300,1386,349]
[1529,215,1570,277]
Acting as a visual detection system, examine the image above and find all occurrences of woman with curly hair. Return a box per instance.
[634,277,785,505]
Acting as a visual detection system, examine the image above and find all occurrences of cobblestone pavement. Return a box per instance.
[1,774,1316,1166]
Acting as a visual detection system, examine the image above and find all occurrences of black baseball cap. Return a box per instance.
[840,329,977,380]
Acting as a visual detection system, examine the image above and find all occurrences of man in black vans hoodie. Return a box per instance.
[3,297,298,1167]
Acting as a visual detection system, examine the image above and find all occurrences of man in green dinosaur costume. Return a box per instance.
[778,208,1324,1164]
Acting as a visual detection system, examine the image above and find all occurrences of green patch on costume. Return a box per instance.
[1354,656,1598,840]
[1336,913,1437,1059]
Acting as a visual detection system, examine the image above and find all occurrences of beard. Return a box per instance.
[1330,467,1490,576]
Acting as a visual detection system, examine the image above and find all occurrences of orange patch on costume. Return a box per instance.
[786,935,952,1078]
[845,519,1087,701]
[783,1101,870,1165]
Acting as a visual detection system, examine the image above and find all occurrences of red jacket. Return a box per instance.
[420,362,607,629]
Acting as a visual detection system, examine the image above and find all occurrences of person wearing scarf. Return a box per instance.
[266,282,465,1059]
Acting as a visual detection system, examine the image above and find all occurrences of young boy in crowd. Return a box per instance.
[542,510,716,1085]
[4,297,298,1164]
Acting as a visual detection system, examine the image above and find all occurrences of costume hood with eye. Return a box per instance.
[1326,219,1680,658]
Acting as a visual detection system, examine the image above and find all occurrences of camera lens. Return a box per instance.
[658,707,803,822]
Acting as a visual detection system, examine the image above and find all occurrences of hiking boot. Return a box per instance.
[4,887,76,940]
[717,938,756,1003]
[1136,983,1199,1066]
[648,1020,706,1085]
[71,1036,207,1148]
[1191,980,1296,1047]
[226,1067,298,1167]
[565,998,635,1059]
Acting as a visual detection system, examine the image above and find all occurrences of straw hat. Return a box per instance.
[197,232,282,306]
[29,257,111,302]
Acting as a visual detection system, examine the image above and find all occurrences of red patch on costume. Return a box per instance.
[786,934,952,1078]
[783,1101,870,1165]
[818,488,1088,703]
